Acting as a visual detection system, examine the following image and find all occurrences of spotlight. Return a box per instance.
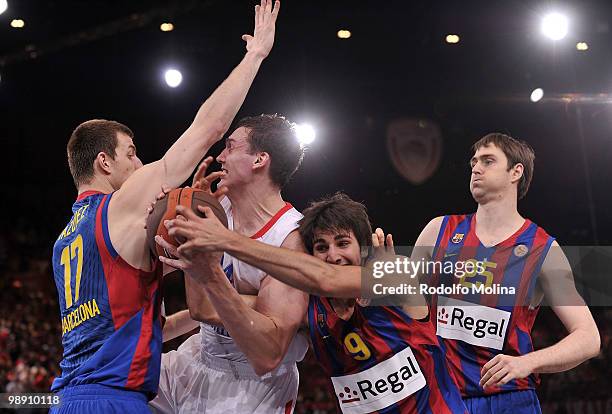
[530,88,544,103]
[164,69,182,88]
[10,18,25,28]
[541,13,568,40]
[445,34,460,44]
[576,42,588,51]
[294,123,316,146]
[160,23,174,32]
[337,29,351,39]
[0,1,7,16]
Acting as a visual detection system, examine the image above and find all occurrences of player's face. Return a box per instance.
[110,132,143,189]
[312,229,361,266]
[216,127,258,191]
[469,144,513,203]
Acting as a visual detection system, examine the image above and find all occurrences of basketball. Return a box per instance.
[146,187,228,258]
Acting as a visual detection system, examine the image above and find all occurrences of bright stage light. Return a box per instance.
[294,123,316,146]
[0,1,8,16]
[576,42,588,51]
[160,23,174,32]
[337,30,351,39]
[164,69,182,88]
[445,34,460,44]
[10,18,24,28]
[541,13,568,40]
[530,88,544,103]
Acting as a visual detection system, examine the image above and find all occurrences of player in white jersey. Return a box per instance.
[150,113,308,414]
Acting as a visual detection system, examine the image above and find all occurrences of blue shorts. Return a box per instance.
[50,384,150,414]
[463,390,541,414]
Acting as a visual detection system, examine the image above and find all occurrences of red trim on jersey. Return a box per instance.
[126,281,158,389]
[76,190,104,201]
[284,400,293,414]
[250,202,294,239]
[94,194,161,389]
[387,312,454,414]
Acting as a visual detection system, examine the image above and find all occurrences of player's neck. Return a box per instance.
[475,194,524,244]
[77,176,115,197]
[227,183,286,237]
[329,298,356,321]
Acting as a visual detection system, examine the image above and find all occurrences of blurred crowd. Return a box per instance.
[1,224,611,414]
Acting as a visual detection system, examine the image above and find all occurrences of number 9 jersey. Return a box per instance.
[51,191,162,398]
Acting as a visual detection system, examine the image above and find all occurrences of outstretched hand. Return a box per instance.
[192,156,228,200]
[242,0,280,59]
[372,227,395,256]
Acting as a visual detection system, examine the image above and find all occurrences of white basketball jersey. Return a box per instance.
[200,197,309,365]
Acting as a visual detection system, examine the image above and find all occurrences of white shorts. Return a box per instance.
[150,333,298,414]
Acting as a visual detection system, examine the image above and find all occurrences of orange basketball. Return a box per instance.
[146,188,228,258]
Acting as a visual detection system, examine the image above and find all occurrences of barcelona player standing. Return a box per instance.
[50,2,281,411]
[411,133,600,413]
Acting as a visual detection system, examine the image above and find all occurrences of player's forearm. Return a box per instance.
[197,266,294,375]
[185,273,258,326]
[523,322,600,373]
[224,233,361,297]
[185,274,223,326]
[162,52,264,183]
[162,310,199,342]
[191,52,264,138]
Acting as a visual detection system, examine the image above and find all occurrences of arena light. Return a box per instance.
[541,13,568,40]
[445,34,460,44]
[160,22,174,32]
[337,29,351,39]
[576,42,588,51]
[164,69,182,88]
[10,18,25,28]
[530,88,544,103]
[294,123,316,146]
[0,0,7,16]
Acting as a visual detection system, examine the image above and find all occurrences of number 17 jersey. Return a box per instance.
[51,191,162,398]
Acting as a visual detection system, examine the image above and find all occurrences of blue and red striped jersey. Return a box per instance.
[430,214,554,397]
[308,296,467,414]
[51,191,163,398]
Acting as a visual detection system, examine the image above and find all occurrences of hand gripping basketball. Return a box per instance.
[146,187,228,259]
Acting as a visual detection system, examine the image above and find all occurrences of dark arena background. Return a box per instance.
[1,0,611,413]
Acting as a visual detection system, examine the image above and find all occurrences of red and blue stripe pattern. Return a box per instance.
[431,214,554,397]
[51,192,162,398]
[308,297,467,413]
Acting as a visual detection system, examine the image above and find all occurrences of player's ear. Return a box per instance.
[95,151,113,175]
[510,163,524,184]
[252,152,270,171]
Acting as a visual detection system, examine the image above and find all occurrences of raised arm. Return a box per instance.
[108,1,281,267]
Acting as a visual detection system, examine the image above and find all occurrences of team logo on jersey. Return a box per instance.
[330,346,426,414]
[436,296,510,350]
[437,307,449,325]
[451,233,464,244]
[513,244,529,257]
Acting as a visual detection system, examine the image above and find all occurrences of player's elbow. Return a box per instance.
[586,327,601,359]
[252,355,283,376]
[188,307,218,325]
